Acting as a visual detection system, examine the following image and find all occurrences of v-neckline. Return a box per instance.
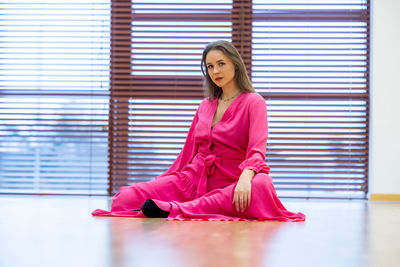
[211,92,243,130]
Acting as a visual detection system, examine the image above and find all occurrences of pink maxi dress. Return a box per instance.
[92,92,305,221]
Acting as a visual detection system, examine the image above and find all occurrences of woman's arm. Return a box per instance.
[233,95,269,212]
[155,104,200,179]
[238,95,270,175]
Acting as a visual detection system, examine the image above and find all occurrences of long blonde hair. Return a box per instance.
[201,40,255,99]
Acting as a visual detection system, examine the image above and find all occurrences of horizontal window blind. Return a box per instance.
[252,0,369,198]
[0,0,111,195]
[110,0,370,199]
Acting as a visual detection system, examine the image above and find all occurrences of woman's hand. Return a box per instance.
[233,169,255,212]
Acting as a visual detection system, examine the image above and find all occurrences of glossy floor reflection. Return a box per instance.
[0,196,399,267]
[106,217,286,267]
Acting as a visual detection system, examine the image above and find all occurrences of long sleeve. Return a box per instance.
[155,106,200,179]
[238,96,270,174]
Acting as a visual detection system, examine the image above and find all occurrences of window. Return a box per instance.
[252,0,369,198]
[0,0,111,194]
[0,0,369,199]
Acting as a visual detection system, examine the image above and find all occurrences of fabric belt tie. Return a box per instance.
[196,153,218,197]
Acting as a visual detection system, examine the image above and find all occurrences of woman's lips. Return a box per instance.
[215,77,223,82]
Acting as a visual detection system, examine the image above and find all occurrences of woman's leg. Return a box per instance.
[92,174,195,217]
[163,173,305,221]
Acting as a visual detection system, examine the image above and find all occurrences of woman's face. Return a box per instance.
[205,49,236,89]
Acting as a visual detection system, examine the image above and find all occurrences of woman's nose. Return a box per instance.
[213,66,220,74]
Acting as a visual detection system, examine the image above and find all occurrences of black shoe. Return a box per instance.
[141,199,170,218]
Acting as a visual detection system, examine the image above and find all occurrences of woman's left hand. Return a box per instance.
[233,169,255,212]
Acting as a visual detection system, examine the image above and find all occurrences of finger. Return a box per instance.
[243,194,248,211]
[236,193,241,212]
[244,194,249,211]
[240,195,244,212]
[234,193,240,212]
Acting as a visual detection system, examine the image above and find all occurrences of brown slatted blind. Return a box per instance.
[0,0,110,195]
[109,0,369,199]
[253,0,369,198]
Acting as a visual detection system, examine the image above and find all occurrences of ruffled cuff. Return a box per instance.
[238,159,270,174]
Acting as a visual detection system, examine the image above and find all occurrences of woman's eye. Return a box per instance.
[207,65,213,69]
[219,63,225,66]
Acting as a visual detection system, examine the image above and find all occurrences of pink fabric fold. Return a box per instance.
[238,159,271,174]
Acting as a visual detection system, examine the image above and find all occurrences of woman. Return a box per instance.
[92,40,305,221]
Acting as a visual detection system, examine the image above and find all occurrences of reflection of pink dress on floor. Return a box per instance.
[92,92,305,221]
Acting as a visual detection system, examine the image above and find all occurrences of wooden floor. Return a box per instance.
[0,196,399,267]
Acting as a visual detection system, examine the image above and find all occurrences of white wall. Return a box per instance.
[370,0,400,195]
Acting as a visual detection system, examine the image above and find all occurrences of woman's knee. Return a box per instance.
[251,173,273,188]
